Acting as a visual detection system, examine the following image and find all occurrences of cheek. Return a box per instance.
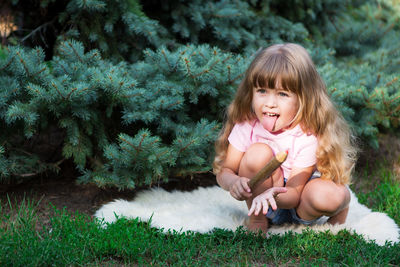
[251,101,257,114]
[251,97,258,110]
[289,100,300,117]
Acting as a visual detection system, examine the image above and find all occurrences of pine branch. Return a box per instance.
[0,56,14,71]
[221,54,233,64]
[193,59,220,78]
[89,51,100,60]
[35,48,41,65]
[61,41,84,63]
[211,13,241,19]
[204,124,219,138]
[197,51,207,60]
[161,49,172,69]
[26,85,42,96]
[166,100,181,109]
[33,67,47,76]
[382,23,395,37]
[178,139,195,154]
[21,19,57,46]
[144,50,163,70]
[228,72,244,85]
[376,74,381,84]
[385,77,398,87]
[184,57,193,78]
[155,150,169,160]
[54,58,70,75]
[123,92,142,98]
[51,82,66,99]
[119,133,153,155]
[381,90,389,111]
[173,49,188,71]
[68,41,84,62]
[15,51,31,77]
[66,86,89,99]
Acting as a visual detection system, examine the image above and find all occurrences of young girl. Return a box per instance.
[213,43,358,232]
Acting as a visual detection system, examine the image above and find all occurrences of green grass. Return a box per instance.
[355,167,400,224]
[1,166,399,266]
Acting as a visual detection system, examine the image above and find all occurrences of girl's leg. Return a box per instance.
[238,143,283,232]
[295,178,350,224]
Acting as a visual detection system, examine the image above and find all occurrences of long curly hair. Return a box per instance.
[213,43,357,185]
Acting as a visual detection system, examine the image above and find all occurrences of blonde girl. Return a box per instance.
[213,43,357,232]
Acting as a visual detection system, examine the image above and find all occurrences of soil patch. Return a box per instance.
[0,169,218,223]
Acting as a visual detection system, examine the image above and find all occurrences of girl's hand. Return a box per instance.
[248,187,288,216]
[229,177,252,201]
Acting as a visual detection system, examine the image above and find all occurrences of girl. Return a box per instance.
[213,43,358,232]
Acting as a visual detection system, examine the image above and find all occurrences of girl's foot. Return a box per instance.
[246,215,268,233]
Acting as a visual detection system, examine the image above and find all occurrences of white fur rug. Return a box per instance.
[95,186,399,246]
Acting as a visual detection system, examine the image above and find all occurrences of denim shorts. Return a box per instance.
[266,171,321,226]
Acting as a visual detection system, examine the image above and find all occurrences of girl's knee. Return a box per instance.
[302,180,350,216]
[327,186,350,214]
[239,143,274,175]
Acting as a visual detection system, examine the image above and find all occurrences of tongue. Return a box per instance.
[261,115,278,132]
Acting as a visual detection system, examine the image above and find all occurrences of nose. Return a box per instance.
[264,94,277,108]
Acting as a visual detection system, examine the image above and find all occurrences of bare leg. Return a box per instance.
[328,207,349,225]
[238,143,283,233]
[296,178,350,224]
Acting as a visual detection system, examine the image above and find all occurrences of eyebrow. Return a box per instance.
[254,86,288,91]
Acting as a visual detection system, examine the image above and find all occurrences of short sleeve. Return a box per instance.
[292,137,318,168]
[227,122,252,152]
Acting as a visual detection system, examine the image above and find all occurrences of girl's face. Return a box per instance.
[252,86,299,133]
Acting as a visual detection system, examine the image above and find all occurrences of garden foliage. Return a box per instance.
[0,0,399,188]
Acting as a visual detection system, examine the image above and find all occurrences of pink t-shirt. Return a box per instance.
[228,120,318,178]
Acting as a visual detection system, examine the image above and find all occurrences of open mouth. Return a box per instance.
[262,112,279,131]
[264,112,279,117]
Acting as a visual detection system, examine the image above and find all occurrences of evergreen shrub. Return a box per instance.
[1,0,399,188]
[0,41,247,188]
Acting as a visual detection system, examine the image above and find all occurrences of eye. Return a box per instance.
[278,91,289,97]
[256,88,266,94]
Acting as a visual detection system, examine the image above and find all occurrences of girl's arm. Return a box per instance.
[275,165,314,209]
[248,165,314,216]
[216,144,252,200]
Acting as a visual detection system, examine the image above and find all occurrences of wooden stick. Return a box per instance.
[248,150,288,191]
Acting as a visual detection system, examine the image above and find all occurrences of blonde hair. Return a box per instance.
[213,43,357,185]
